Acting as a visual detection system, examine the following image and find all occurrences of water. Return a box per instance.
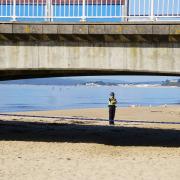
[0,84,179,113]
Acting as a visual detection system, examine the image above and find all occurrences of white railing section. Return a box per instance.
[0,0,180,21]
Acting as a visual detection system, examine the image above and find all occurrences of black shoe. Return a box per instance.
[109,121,115,125]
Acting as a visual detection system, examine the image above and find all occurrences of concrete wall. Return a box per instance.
[1,22,180,36]
[0,41,179,77]
[0,23,180,79]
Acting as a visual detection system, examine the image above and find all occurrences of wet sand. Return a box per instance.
[0,106,180,180]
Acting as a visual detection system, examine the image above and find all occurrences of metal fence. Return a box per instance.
[0,0,180,21]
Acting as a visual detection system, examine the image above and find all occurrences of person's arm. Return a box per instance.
[108,98,111,106]
[114,98,117,105]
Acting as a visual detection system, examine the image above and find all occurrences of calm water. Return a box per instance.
[0,84,179,113]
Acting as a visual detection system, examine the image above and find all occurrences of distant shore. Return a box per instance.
[0,83,180,88]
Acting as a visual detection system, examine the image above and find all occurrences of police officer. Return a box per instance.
[108,92,117,125]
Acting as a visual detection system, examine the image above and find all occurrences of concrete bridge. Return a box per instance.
[0,22,180,80]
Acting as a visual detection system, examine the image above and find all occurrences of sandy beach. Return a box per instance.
[0,106,180,180]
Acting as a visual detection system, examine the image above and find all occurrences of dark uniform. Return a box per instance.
[108,93,117,125]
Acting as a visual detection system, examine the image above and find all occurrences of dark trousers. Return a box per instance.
[109,106,116,125]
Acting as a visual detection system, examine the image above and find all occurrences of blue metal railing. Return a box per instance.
[0,0,180,22]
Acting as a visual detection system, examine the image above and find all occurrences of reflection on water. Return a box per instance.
[0,84,179,112]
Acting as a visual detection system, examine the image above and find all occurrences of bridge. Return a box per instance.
[0,0,180,80]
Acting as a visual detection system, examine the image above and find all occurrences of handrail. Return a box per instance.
[0,0,180,22]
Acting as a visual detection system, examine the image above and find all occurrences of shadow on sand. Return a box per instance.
[0,119,180,147]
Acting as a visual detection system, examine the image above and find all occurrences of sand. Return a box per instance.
[0,106,180,180]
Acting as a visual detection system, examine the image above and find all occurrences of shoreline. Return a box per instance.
[0,105,179,126]
[1,104,180,114]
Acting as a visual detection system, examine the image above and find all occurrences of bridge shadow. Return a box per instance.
[0,119,180,147]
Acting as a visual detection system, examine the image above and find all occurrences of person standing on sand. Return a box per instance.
[108,92,117,125]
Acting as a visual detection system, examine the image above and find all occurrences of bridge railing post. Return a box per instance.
[151,0,155,21]
[81,0,86,22]
[12,0,16,21]
[45,0,52,22]
[122,0,129,22]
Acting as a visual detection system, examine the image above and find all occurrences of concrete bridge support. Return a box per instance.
[0,22,180,80]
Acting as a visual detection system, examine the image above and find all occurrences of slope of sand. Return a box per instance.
[0,106,180,180]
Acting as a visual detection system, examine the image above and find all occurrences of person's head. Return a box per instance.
[110,92,115,97]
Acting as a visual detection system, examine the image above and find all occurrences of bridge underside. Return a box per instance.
[0,23,180,80]
[0,69,179,81]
